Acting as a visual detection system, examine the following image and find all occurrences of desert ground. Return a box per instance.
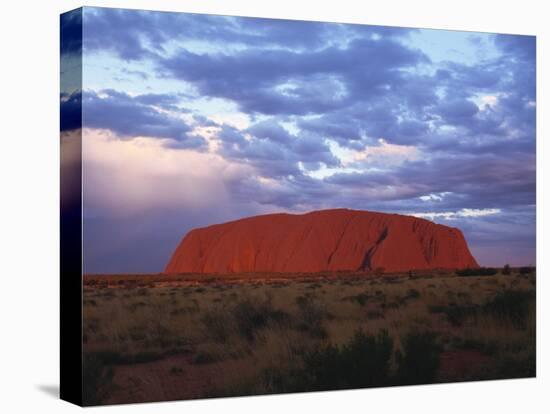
[82,267,536,405]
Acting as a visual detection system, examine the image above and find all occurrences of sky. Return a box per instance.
[60,7,536,273]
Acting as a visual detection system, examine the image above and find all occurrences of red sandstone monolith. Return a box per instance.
[165,209,479,274]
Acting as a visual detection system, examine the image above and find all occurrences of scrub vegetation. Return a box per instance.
[82,268,536,405]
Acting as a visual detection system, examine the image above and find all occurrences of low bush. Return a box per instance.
[482,290,534,328]
[263,329,443,393]
[429,290,534,328]
[302,330,393,390]
[445,305,477,326]
[342,292,369,306]
[232,297,290,342]
[395,331,441,385]
[428,304,476,327]
[295,296,329,339]
[404,288,421,300]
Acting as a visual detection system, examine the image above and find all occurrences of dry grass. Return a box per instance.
[83,269,536,405]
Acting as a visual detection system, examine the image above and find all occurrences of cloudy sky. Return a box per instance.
[61,7,536,273]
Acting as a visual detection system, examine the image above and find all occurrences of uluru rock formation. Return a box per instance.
[165,209,479,274]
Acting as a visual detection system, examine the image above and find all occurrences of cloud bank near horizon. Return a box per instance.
[61,8,536,272]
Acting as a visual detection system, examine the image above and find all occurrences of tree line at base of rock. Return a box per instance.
[456,266,535,277]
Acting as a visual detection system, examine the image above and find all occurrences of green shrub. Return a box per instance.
[395,331,441,385]
[430,290,534,329]
[342,292,369,306]
[429,303,477,326]
[263,329,446,393]
[354,292,369,306]
[232,298,290,341]
[295,296,329,339]
[445,305,477,327]
[482,290,534,328]
[302,330,393,390]
[405,288,421,300]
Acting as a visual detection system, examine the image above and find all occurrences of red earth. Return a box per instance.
[165,209,479,274]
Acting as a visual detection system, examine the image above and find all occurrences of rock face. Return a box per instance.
[164,209,479,274]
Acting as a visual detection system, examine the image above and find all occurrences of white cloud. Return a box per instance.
[208,113,251,130]
[479,95,498,108]
[412,208,501,221]
[471,93,506,111]
[354,139,419,165]
[419,191,452,202]
[308,138,420,180]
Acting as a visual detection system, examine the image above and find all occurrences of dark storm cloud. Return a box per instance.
[83,8,163,60]
[202,27,535,222]
[158,36,428,116]
[318,150,535,213]
[494,34,536,62]
[226,172,336,210]
[219,123,340,178]
[440,62,501,93]
[216,138,534,235]
[82,7,419,61]
[246,119,293,144]
[80,89,206,148]
[82,9,309,60]
[234,17,418,49]
[297,95,435,147]
[81,8,535,155]
[397,120,429,138]
[132,92,183,108]
[437,99,479,123]
[294,36,534,150]
[395,154,535,209]
[297,112,363,143]
[296,90,433,146]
